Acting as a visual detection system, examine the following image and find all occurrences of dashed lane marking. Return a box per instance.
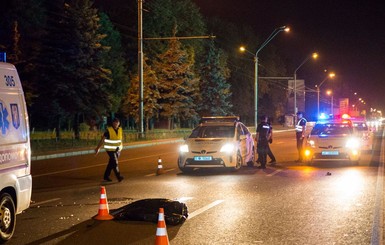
[188,200,224,219]
[267,169,283,176]
[145,168,175,177]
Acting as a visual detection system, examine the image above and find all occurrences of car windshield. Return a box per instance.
[311,123,352,136]
[189,125,235,138]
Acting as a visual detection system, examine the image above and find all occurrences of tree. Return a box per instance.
[143,0,207,60]
[153,35,200,129]
[35,0,112,138]
[120,57,161,131]
[99,12,130,115]
[198,40,233,116]
[0,0,46,108]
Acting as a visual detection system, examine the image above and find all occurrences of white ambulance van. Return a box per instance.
[0,62,32,242]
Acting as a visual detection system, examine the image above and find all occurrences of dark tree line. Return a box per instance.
[0,0,290,135]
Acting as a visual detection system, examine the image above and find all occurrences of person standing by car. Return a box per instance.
[256,115,271,169]
[95,118,124,182]
[295,111,307,162]
[256,118,276,164]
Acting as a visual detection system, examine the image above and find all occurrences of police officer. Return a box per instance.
[256,118,276,164]
[256,115,271,169]
[295,111,307,162]
[95,117,124,182]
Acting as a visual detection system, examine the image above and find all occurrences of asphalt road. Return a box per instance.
[7,129,384,245]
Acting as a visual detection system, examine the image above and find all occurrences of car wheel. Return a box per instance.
[232,152,242,171]
[0,193,16,243]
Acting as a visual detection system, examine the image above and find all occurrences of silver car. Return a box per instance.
[178,117,255,173]
[304,119,361,164]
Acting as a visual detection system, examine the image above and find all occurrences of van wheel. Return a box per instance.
[0,193,16,243]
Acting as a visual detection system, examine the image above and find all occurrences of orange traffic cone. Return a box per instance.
[155,208,169,245]
[94,186,114,220]
[156,157,165,175]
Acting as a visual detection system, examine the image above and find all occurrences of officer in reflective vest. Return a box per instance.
[95,118,124,182]
[295,111,307,162]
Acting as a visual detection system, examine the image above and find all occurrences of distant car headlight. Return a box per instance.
[179,144,189,153]
[346,138,360,149]
[220,143,235,153]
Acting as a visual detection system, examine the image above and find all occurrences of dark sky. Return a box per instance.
[192,0,385,111]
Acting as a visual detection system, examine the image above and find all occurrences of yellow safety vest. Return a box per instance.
[104,127,123,152]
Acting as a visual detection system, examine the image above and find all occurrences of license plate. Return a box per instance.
[322,151,339,156]
[194,156,212,161]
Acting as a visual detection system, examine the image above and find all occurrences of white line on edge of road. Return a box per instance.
[188,200,224,219]
[370,130,384,245]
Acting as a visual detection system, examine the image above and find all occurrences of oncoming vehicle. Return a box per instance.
[0,61,32,242]
[304,118,361,164]
[178,116,255,173]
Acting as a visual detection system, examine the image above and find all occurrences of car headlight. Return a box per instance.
[220,143,235,153]
[346,138,360,149]
[179,144,189,153]
[308,140,315,147]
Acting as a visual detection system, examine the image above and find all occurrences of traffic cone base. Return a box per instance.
[155,208,169,245]
[94,186,114,221]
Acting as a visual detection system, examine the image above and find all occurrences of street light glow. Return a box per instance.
[317,72,336,116]
[293,51,318,114]
[239,25,290,128]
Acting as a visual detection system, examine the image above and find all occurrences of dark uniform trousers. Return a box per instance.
[104,150,121,179]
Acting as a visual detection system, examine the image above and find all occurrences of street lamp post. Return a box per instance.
[327,90,333,114]
[294,53,318,115]
[316,72,335,116]
[240,26,289,128]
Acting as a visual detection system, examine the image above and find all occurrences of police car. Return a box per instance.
[178,116,255,173]
[304,117,361,164]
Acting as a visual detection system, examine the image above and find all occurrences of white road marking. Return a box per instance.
[174,197,194,202]
[30,198,61,207]
[188,200,224,219]
[370,130,384,245]
[145,168,175,177]
[33,152,175,177]
[267,169,283,176]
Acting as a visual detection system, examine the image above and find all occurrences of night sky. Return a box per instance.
[192,0,385,111]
